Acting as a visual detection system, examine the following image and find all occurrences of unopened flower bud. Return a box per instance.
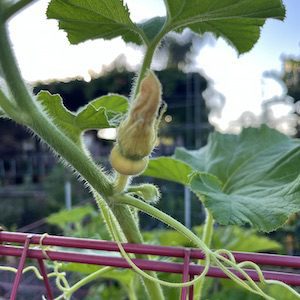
[110,146,149,176]
[128,184,161,203]
[117,70,162,160]
[110,71,162,176]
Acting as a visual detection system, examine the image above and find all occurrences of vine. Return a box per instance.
[0,1,299,299]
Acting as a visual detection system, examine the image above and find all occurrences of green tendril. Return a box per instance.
[106,206,212,288]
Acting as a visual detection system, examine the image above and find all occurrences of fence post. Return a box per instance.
[181,248,191,300]
[10,234,32,300]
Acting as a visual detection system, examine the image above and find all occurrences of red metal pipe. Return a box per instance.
[37,259,54,300]
[10,235,32,300]
[1,245,300,286]
[1,231,300,268]
[189,275,194,300]
[181,249,191,300]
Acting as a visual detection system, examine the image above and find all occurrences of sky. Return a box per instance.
[6,0,300,131]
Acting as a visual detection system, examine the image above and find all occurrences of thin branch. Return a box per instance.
[0,88,25,123]
[3,0,38,20]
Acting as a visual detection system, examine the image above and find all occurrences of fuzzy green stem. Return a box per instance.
[133,46,156,99]
[194,209,214,300]
[132,25,167,99]
[202,209,214,246]
[0,20,34,112]
[114,173,129,193]
[0,21,113,197]
[0,88,26,123]
[119,194,210,251]
[2,0,37,21]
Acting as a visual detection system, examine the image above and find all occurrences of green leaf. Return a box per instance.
[187,126,300,232]
[123,17,166,45]
[47,0,144,45]
[194,226,281,252]
[143,157,193,185]
[146,126,300,232]
[37,91,128,144]
[47,205,94,228]
[143,229,191,247]
[212,278,298,300]
[144,225,281,252]
[266,284,299,300]
[213,227,282,252]
[175,147,207,171]
[76,94,128,129]
[61,263,134,286]
[164,0,285,53]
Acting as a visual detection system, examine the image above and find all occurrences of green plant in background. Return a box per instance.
[1,1,300,299]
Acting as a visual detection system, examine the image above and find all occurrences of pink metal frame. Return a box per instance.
[1,231,300,300]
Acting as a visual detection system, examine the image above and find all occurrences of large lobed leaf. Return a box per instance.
[47,0,146,45]
[37,91,128,144]
[145,126,300,232]
[164,0,285,53]
[143,157,192,185]
[47,0,285,54]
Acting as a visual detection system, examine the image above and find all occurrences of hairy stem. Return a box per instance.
[2,0,37,21]
[0,89,25,123]
[0,21,34,112]
[202,209,214,246]
[119,194,210,251]
[114,173,129,193]
[132,46,156,99]
[132,24,167,99]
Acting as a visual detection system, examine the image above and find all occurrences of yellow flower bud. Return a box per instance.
[110,71,162,176]
[117,70,162,160]
[110,146,149,176]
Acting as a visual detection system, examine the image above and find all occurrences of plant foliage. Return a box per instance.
[47,0,285,53]
[145,126,300,232]
[38,91,128,144]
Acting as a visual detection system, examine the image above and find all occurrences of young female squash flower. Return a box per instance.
[110,71,162,175]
